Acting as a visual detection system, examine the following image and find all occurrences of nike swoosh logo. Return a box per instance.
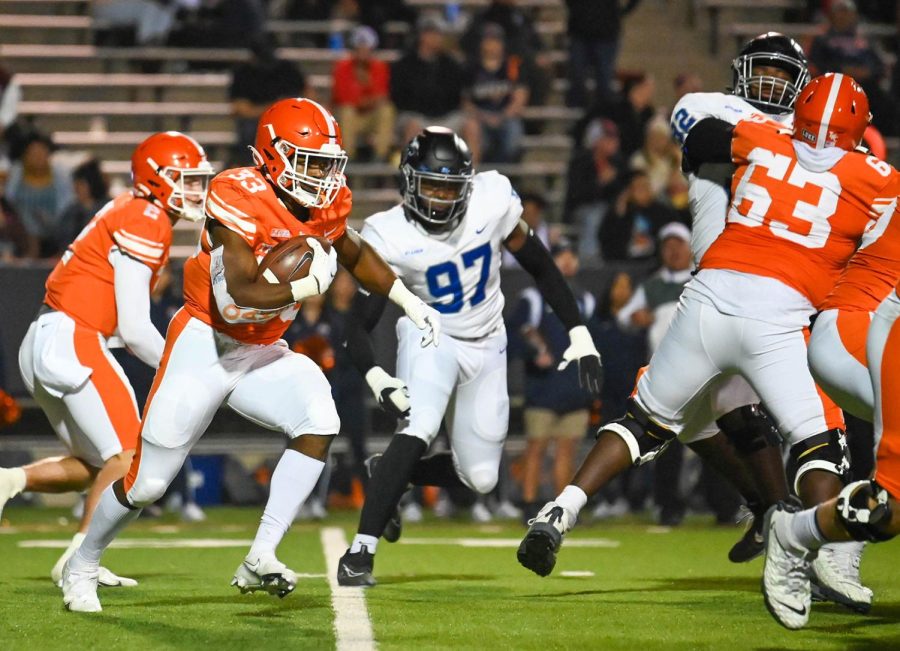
[475,226,486,234]
[245,560,260,572]
[341,564,365,578]
[784,602,807,616]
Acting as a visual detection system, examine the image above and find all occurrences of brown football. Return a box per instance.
[257,236,330,284]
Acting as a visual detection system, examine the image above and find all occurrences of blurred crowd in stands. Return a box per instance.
[0,0,898,524]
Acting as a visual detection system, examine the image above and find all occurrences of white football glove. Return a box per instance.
[365,366,411,419]
[388,279,441,348]
[289,238,338,302]
[558,325,603,396]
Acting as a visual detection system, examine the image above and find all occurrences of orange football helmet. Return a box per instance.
[251,98,348,209]
[792,73,870,151]
[132,131,214,222]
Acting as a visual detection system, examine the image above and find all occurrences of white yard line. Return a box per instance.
[320,527,376,651]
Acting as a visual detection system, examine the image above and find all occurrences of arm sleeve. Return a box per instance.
[112,251,165,368]
[0,80,21,130]
[509,229,583,330]
[682,118,734,173]
[616,284,648,331]
[343,289,388,374]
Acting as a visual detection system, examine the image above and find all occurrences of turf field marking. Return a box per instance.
[560,571,596,577]
[19,538,256,549]
[320,527,376,651]
[398,537,620,549]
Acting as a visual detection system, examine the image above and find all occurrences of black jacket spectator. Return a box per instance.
[564,0,641,40]
[390,47,464,117]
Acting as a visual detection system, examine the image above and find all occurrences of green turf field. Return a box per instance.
[1,506,898,650]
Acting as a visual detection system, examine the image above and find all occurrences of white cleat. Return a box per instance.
[762,505,812,630]
[231,553,298,598]
[52,542,138,587]
[517,501,577,577]
[61,560,102,613]
[0,467,25,522]
[810,541,872,613]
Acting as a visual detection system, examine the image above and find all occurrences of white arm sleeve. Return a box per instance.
[112,251,165,368]
[0,81,21,130]
[616,285,648,331]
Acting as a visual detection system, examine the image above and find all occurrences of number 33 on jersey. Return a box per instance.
[360,171,523,339]
[700,118,900,308]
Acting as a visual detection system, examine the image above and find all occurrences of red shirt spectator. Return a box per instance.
[332,55,390,108]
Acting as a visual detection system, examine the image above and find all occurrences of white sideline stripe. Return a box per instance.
[398,537,620,549]
[320,527,376,651]
[560,571,595,577]
[19,538,255,549]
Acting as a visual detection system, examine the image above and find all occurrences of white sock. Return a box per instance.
[71,486,140,568]
[785,506,827,553]
[3,467,26,496]
[555,485,588,518]
[350,534,379,555]
[248,449,325,558]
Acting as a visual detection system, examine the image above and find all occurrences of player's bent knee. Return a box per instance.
[787,429,850,494]
[127,477,170,508]
[716,404,780,454]
[461,467,498,494]
[836,480,896,542]
[600,397,676,466]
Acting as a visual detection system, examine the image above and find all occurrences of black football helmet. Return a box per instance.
[731,32,809,115]
[399,127,474,234]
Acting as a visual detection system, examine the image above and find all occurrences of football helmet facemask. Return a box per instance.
[732,32,809,115]
[131,131,214,222]
[400,127,474,234]
[251,98,348,209]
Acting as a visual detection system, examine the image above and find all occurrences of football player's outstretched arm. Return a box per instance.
[112,252,165,368]
[333,228,441,347]
[504,221,603,395]
[343,289,411,419]
[209,220,327,310]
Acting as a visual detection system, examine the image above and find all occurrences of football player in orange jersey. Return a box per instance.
[1,132,214,587]
[60,97,440,613]
[761,272,900,629]
[519,73,900,617]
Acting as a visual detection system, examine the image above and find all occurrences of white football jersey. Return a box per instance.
[361,171,523,338]
[670,92,793,262]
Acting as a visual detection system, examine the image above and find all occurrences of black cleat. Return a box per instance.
[336,546,376,587]
[365,454,403,543]
[729,508,765,563]
[516,502,573,577]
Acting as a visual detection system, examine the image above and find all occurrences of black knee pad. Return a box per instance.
[787,429,851,494]
[716,404,781,454]
[599,397,677,466]
[836,479,896,542]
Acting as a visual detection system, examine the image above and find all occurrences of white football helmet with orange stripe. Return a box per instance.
[132,131,214,222]
[251,98,348,209]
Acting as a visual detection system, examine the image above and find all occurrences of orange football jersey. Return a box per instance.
[700,119,900,308]
[45,192,172,337]
[182,166,352,345]
[821,201,900,312]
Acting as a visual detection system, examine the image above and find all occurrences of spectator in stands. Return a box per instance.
[56,159,109,251]
[92,0,189,46]
[391,13,469,148]
[673,71,703,101]
[459,0,551,106]
[564,117,627,262]
[5,132,73,258]
[0,161,27,260]
[461,24,529,164]
[599,169,685,262]
[629,116,682,199]
[575,72,657,160]
[229,37,311,166]
[808,0,897,135]
[564,0,641,107]
[332,26,396,162]
[511,237,597,521]
[502,192,551,268]
[169,0,264,50]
